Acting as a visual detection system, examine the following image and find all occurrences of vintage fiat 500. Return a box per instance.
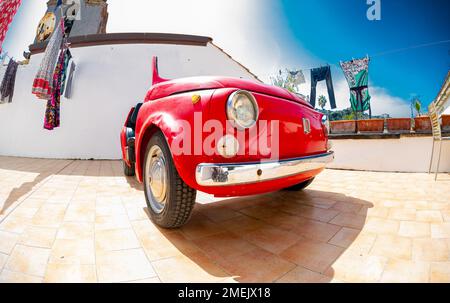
[120,57,334,228]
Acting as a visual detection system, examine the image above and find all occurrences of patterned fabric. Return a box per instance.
[0,57,18,103]
[340,57,371,112]
[0,0,21,53]
[44,46,71,130]
[288,70,306,85]
[32,19,64,100]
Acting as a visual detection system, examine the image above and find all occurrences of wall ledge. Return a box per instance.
[329,132,450,140]
[29,32,213,55]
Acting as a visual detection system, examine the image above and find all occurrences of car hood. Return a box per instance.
[144,76,313,108]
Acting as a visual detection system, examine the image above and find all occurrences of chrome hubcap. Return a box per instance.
[145,146,167,213]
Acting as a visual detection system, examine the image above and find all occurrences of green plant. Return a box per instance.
[318,95,327,110]
[414,98,422,116]
[270,69,300,93]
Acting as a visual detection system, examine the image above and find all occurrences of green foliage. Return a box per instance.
[317,107,388,121]
[318,95,327,110]
[414,98,422,116]
[270,69,299,93]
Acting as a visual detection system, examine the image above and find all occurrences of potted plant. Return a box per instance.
[357,118,384,133]
[442,114,450,132]
[386,117,412,133]
[330,120,356,134]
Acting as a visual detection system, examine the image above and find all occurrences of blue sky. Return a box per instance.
[2,0,449,116]
[278,0,450,107]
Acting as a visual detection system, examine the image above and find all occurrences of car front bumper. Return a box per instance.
[195,151,334,186]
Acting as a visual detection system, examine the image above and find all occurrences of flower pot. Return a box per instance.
[356,119,384,133]
[442,115,450,132]
[330,120,356,134]
[414,116,431,133]
[387,118,411,133]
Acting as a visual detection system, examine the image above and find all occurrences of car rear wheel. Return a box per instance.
[284,178,315,191]
[143,131,196,228]
[123,161,135,176]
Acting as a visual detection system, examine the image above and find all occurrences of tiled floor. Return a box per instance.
[0,156,449,283]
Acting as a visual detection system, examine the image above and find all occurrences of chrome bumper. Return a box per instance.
[195,151,334,186]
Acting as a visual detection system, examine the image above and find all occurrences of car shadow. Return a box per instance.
[144,189,374,283]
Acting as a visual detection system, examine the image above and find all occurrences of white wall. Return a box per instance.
[329,137,450,173]
[0,43,256,159]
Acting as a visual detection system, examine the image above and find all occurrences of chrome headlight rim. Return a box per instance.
[226,90,259,130]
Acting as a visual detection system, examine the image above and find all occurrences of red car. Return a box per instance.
[121,57,334,228]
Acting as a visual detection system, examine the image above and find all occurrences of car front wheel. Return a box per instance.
[284,177,315,191]
[143,131,196,228]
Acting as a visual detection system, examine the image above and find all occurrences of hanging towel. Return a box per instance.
[340,57,371,112]
[63,60,76,98]
[32,20,64,100]
[0,0,22,54]
[0,58,18,103]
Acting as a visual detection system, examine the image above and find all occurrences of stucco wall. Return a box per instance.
[0,43,256,159]
[329,136,450,173]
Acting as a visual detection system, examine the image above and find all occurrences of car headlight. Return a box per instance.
[226,90,259,129]
[321,115,330,135]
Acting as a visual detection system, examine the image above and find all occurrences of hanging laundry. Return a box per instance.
[0,0,22,54]
[340,57,371,112]
[288,70,306,85]
[32,20,64,100]
[0,58,18,103]
[63,60,76,98]
[59,49,72,94]
[0,52,8,66]
[310,66,337,109]
[44,46,71,130]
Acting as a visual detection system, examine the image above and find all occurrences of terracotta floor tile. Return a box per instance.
[49,239,95,265]
[19,226,57,249]
[388,208,417,221]
[293,219,342,243]
[0,216,31,234]
[0,253,7,270]
[398,221,430,238]
[180,216,223,240]
[283,204,340,222]
[193,231,257,260]
[152,252,229,283]
[329,213,367,229]
[63,203,95,223]
[241,226,301,254]
[96,249,157,283]
[370,235,412,260]
[5,245,51,277]
[44,263,97,283]
[217,248,296,283]
[364,218,399,235]
[0,269,42,283]
[431,223,450,239]
[328,227,360,248]
[199,206,242,223]
[0,230,20,254]
[56,222,94,240]
[32,204,67,228]
[238,205,277,220]
[416,210,443,223]
[412,239,449,262]
[276,266,331,283]
[331,202,363,214]
[325,252,387,283]
[380,260,429,283]
[260,213,305,231]
[95,214,132,231]
[95,228,140,251]
[430,262,450,282]
[221,214,268,233]
[279,238,344,273]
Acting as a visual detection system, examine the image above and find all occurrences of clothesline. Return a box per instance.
[261,39,450,78]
